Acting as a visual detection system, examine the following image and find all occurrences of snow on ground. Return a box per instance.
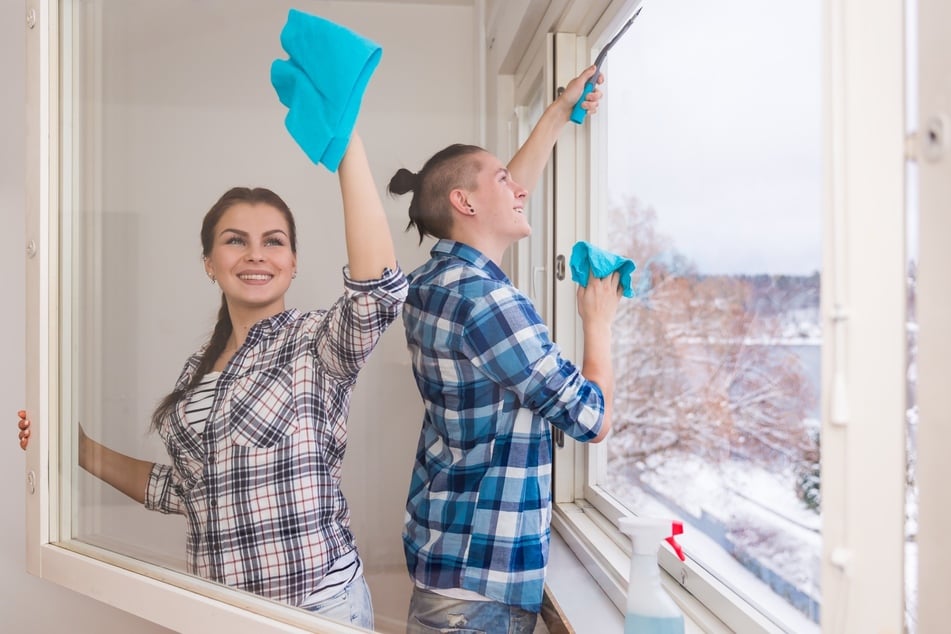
[605,453,821,632]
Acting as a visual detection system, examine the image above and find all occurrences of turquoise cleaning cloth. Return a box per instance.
[569,241,637,298]
[270,9,382,172]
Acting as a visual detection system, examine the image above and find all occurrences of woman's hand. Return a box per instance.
[17,410,30,450]
[18,410,92,462]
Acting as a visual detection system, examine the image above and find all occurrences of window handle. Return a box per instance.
[532,266,546,300]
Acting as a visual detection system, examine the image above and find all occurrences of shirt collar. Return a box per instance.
[249,308,301,339]
[179,308,301,385]
[431,239,510,284]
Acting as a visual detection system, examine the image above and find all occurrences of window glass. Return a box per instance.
[516,82,556,443]
[54,0,475,630]
[598,1,822,630]
[518,87,549,315]
[60,0,190,570]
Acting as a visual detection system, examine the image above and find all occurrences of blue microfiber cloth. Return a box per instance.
[569,241,637,298]
[270,9,382,172]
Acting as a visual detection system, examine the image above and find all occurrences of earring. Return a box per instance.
[292,271,297,279]
[466,203,476,215]
[209,274,216,284]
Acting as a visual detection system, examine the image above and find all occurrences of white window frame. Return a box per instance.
[914,0,951,630]
[544,1,919,633]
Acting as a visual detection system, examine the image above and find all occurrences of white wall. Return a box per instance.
[4,0,476,632]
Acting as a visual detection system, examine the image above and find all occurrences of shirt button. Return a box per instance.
[209,499,217,508]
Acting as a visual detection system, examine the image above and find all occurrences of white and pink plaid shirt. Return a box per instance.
[145,265,407,607]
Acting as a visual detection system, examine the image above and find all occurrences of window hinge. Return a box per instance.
[907,114,951,163]
[922,113,949,163]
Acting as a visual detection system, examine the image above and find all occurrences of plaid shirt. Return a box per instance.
[145,265,407,607]
[402,240,604,612]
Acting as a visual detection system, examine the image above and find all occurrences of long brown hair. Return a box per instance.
[149,187,297,431]
[387,144,485,244]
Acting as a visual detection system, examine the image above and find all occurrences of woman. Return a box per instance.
[18,131,407,630]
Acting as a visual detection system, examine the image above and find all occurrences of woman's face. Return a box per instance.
[203,202,297,319]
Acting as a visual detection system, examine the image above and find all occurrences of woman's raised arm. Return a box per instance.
[336,131,398,280]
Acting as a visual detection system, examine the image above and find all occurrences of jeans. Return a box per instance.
[406,586,538,634]
[302,573,374,630]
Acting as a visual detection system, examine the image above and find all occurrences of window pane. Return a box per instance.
[516,83,549,316]
[60,0,189,569]
[54,1,473,631]
[599,2,822,630]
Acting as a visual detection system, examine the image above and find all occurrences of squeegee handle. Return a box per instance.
[570,81,597,124]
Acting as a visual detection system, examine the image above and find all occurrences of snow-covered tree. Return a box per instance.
[606,198,818,479]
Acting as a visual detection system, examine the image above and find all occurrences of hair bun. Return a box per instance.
[387,168,419,197]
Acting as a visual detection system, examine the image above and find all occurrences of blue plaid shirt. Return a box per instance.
[402,240,605,612]
[145,265,407,607]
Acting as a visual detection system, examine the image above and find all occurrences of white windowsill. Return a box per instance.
[546,530,625,633]
[548,502,736,634]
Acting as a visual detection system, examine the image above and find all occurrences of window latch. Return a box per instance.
[555,254,566,281]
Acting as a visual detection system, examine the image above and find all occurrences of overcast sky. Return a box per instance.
[604,0,823,275]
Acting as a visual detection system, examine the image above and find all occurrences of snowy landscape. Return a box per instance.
[600,202,919,631]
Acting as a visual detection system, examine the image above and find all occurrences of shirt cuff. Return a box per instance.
[342,264,408,302]
[144,462,175,513]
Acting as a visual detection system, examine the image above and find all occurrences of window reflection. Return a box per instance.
[599,1,822,630]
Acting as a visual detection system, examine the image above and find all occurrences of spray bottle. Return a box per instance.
[619,517,686,634]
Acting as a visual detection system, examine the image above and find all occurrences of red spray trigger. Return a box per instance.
[665,521,685,561]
